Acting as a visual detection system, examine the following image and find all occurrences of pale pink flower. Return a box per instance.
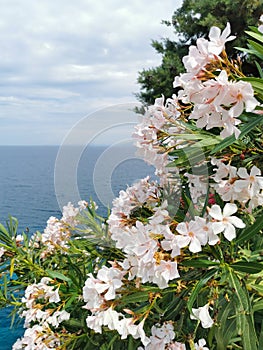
[153,260,180,289]
[211,158,237,182]
[46,287,60,303]
[220,113,241,139]
[176,220,208,253]
[182,38,212,75]
[131,319,150,346]
[235,165,263,197]
[96,266,124,300]
[190,103,224,130]
[120,318,150,346]
[227,81,259,118]
[208,203,245,241]
[193,217,219,245]
[102,307,121,331]
[149,201,169,224]
[140,323,175,350]
[168,342,186,350]
[161,229,183,257]
[191,304,214,328]
[83,274,104,310]
[86,312,104,333]
[40,216,71,256]
[208,22,236,55]
[61,201,80,226]
[47,310,70,328]
[12,324,61,350]
[195,338,210,350]
[117,317,138,340]
[153,323,174,341]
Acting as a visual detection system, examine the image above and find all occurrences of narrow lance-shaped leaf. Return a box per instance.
[236,214,263,244]
[228,267,258,350]
[187,269,217,313]
[230,261,263,274]
[245,30,263,44]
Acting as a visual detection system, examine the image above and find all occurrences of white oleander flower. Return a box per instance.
[235,165,263,197]
[46,310,70,328]
[176,220,208,253]
[167,342,186,350]
[208,22,236,55]
[195,338,210,350]
[209,203,245,241]
[152,260,180,289]
[96,265,124,300]
[191,304,214,328]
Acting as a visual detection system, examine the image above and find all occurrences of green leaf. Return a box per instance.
[250,284,263,295]
[170,146,210,168]
[211,114,263,155]
[236,215,263,244]
[230,261,263,274]
[65,295,77,308]
[120,291,149,304]
[228,268,258,350]
[187,269,216,312]
[255,61,263,78]
[247,39,263,57]
[46,270,72,284]
[181,259,220,268]
[0,223,9,236]
[245,30,263,44]
[100,334,119,350]
[215,298,237,350]
[258,321,263,350]
[253,300,263,312]
[236,44,263,60]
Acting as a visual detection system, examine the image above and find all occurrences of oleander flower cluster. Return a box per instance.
[1,19,263,350]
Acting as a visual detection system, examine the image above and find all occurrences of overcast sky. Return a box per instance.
[0,0,182,145]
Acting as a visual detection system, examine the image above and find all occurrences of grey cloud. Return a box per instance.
[0,0,182,144]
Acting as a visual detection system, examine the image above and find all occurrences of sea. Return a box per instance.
[0,145,155,349]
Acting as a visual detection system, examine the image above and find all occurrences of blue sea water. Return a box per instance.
[0,145,155,349]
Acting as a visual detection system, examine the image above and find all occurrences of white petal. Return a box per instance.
[209,204,223,220]
[223,223,236,241]
[209,26,220,41]
[237,167,249,179]
[189,237,202,253]
[208,231,220,245]
[176,235,191,248]
[221,22,231,40]
[211,222,225,234]
[176,222,188,235]
[228,216,246,228]
[223,203,237,217]
[251,165,261,177]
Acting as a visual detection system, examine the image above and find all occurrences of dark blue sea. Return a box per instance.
[0,145,155,349]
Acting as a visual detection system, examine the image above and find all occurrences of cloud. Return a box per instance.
[0,0,182,144]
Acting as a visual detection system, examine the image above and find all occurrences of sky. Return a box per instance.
[0,0,182,145]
